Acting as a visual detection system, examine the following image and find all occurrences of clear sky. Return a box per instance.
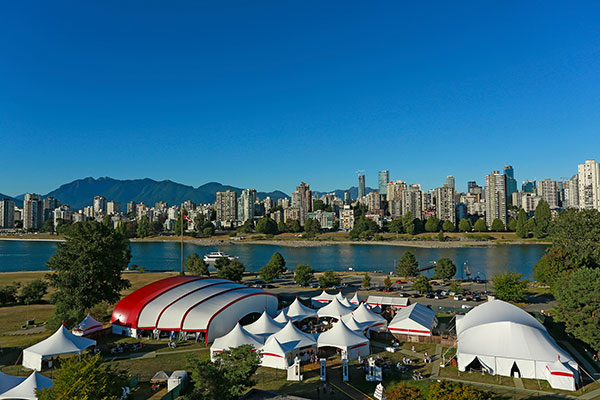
[1,1,600,196]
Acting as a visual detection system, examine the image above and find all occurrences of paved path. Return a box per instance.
[327,364,373,400]
[513,377,524,389]
[431,344,442,377]
[103,347,207,362]
[559,341,600,379]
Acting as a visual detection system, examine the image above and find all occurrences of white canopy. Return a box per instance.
[0,372,26,396]
[343,316,373,334]
[317,297,353,320]
[388,303,437,337]
[347,303,388,332]
[267,320,316,351]
[545,360,577,391]
[211,322,264,361]
[311,290,336,307]
[274,308,290,324]
[339,296,354,309]
[0,372,52,400]
[317,319,370,360]
[72,314,103,336]
[244,310,284,340]
[259,336,297,370]
[284,298,317,322]
[349,292,362,305]
[23,326,96,371]
[366,296,409,308]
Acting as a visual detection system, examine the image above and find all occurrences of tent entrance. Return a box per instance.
[510,362,521,378]
[466,357,484,372]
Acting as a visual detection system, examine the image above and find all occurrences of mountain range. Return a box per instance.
[2,177,375,210]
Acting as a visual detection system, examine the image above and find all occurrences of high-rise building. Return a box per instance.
[402,184,424,219]
[435,184,456,224]
[42,197,60,221]
[386,180,406,202]
[53,205,73,228]
[358,174,366,199]
[343,190,351,205]
[126,201,136,215]
[290,182,311,224]
[378,170,390,195]
[522,180,537,193]
[446,176,455,191]
[339,205,355,230]
[23,193,43,230]
[538,179,559,209]
[364,190,381,212]
[107,201,121,215]
[93,196,107,215]
[467,181,477,190]
[485,171,507,227]
[215,190,238,226]
[237,188,257,223]
[577,160,600,210]
[565,174,579,209]
[504,165,517,204]
[0,199,15,228]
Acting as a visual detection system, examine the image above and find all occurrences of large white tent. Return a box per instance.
[0,372,26,396]
[388,303,437,336]
[456,300,579,391]
[244,310,284,341]
[345,302,388,332]
[317,319,370,360]
[22,326,96,371]
[317,297,353,320]
[267,320,317,360]
[0,372,52,400]
[259,336,297,370]
[311,290,336,307]
[284,298,317,322]
[211,322,264,361]
[72,314,103,337]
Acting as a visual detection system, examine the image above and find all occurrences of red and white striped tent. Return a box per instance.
[344,302,388,332]
[259,336,296,370]
[388,303,437,336]
[366,295,409,309]
[283,297,317,322]
[316,297,354,320]
[72,314,103,337]
[545,359,577,391]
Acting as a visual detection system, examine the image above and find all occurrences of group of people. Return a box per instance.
[423,351,432,364]
[316,382,335,399]
[110,341,142,354]
[412,370,424,380]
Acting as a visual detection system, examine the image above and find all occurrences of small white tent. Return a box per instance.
[349,303,388,332]
[72,314,103,337]
[273,308,289,324]
[342,315,373,334]
[317,297,353,320]
[349,292,362,306]
[22,325,96,371]
[268,320,317,352]
[259,336,296,370]
[284,298,317,322]
[388,303,437,336]
[545,360,577,391]
[0,372,26,396]
[0,372,52,400]
[311,290,336,307]
[210,322,264,361]
[366,296,409,309]
[244,310,284,341]
[317,319,370,360]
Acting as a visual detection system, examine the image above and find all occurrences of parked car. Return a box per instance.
[434,294,444,300]
[412,293,421,298]
[425,293,435,299]
[462,304,473,310]
[453,294,462,301]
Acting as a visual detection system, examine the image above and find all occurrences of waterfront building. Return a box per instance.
[402,184,424,220]
[538,179,559,209]
[53,205,73,228]
[307,210,335,230]
[564,175,579,209]
[238,188,257,223]
[126,201,136,214]
[378,170,390,195]
[435,184,456,224]
[362,190,381,212]
[181,200,196,213]
[284,207,302,223]
[485,171,507,227]
[291,182,311,224]
[386,180,406,202]
[277,198,290,209]
[83,206,94,219]
[358,174,366,199]
[389,199,403,219]
[513,191,541,216]
[504,165,517,204]
[215,190,238,226]
[42,197,60,222]
[339,205,355,230]
[107,201,121,215]
[93,196,107,215]
[344,190,351,205]
[23,193,43,230]
[0,198,15,228]
[446,175,455,191]
[522,180,537,193]
[136,202,149,220]
[73,212,86,223]
[167,206,179,220]
[577,159,600,210]
[467,182,484,200]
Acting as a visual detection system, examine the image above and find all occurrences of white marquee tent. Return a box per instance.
[274,308,290,324]
[0,372,52,400]
[259,336,297,370]
[267,320,317,354]
[456,300,579,391]
[388,303,437,337]
[244,310,284,341]
[72,314,103,337]
[317,319,370,360]
[343,315,373,335]
[284,298,317,322]
[317,297,353,320]
[366,296,409,309]
[210,322,264,361]
[349,292,362,306]
[22,326,96,371]
[0,372,26,396]
[311,290,337,308]
[345,303,388,332]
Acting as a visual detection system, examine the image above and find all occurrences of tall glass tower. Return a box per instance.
[358,174,366,199]
[504,165,517,203]
[378,170,389,195]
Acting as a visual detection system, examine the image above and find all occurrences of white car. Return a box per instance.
[462,305,473,310]
[453,295,462,301]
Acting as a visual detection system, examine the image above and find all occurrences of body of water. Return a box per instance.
[0,239,548,279]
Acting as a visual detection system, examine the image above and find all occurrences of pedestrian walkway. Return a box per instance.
[513,377,524,389]
[431,344,442,377]
[579,387,600,400]
[328,364,373,400]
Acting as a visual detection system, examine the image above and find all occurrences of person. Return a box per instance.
[411,345,415,352]
[316,387,320,399]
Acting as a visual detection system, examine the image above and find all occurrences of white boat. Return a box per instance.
[203,251,238,264]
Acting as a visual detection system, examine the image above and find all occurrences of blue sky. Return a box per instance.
[1,1,600,196]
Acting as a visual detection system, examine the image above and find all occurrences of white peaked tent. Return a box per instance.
[210,323,264,361]
[349,292,362,305]
[72,314,103,337]
[0,372,52,400]
[274,308,289,324]
[268,320,317,352]
[388,303,437,337]
[22,325,96,371]
[244,310,284,341]
[545,360,577,391]
[339,296,355,309]
[284,297,317,322]
[342,315,373,334]
[259,336,296,370]
[311,290,336,307]
[0,372,26,396]
[317,319,370,360]
[317,297,353,320]
[349,303,388,332]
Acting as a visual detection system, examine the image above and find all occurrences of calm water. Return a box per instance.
[0,239,548,279]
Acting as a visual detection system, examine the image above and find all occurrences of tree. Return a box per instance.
[396,251,419,277]
[515,209,528,238]
[491,272,527,302]
[41,218,54,233]
[490,218,505,232]
[386,383,423,400]
[294,264,314,286]
[450,280,462,294]
[362,273,371,288]
[237,219,255,234]
[185,253,210,276]
[55,219,73,235]
[428,380,494,400]
[19,279,48,305]
[402,214,416,235]
[259,262,281,283]
[534,199,551,238]
[527,216,536,233]
[349,216,379,240]
[473,219,487,232]
[186,345,261,400]
[442,220,455,232]
[194,214,215,236]
[277,220,286,233]
[554,268,600,352]
[216,260,245,282]
[548,208,600,267]
[255,217,278,235]
[304,218,321,236]
[136,215,151,238]
[412,276,432,294]
[383,276,392,290]
[437,231,444,242]
[0,282,21,305]
[388,219,405,237]
[433,258,456,280]
[319,270,341,288]
[268,252,286,273]
[46,221,131,327]
[458,218,472,232]
[285,219,303,233]
[425,216,440,232]
[174,214,188,235]
[507,216,517,232]
[313,199,325,211]
[37,354,128,400]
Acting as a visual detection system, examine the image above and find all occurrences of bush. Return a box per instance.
[19,279,48,305]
